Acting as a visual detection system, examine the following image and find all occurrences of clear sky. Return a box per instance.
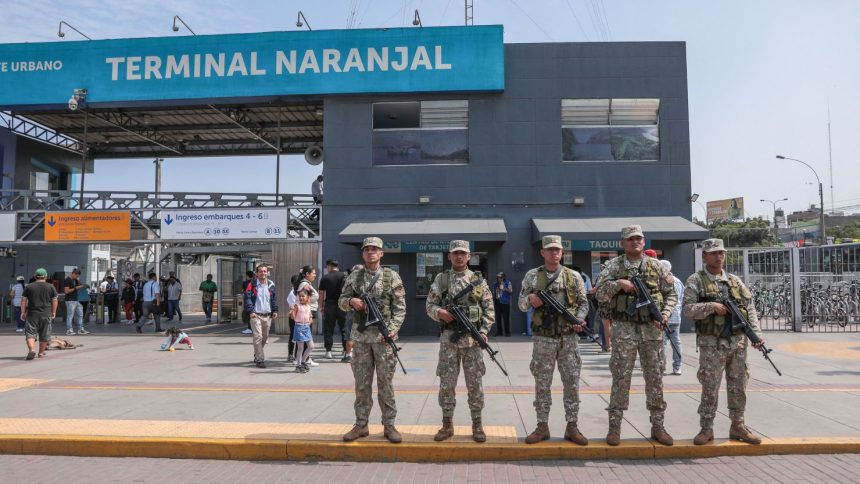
[1,0,857,219]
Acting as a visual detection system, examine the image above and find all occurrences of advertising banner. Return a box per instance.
[0,213,16,242]
[160,208,288,240]
[44,211,130,242]
[706,197,744,223]
[0,25,504,108]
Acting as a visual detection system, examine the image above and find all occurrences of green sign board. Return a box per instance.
[563,239,651,251]
[383,240,474,253]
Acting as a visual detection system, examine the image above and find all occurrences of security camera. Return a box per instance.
[68,96,78,111]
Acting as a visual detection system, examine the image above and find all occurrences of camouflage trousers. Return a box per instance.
[697,335,749,428]
[351,340,397,426]
[607,320,666,425]
[530,334,582,424]
[437,337,486,419]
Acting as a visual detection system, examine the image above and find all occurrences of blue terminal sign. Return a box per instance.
[0,25,504,108]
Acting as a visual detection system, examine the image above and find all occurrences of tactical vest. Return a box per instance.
[693,270,749,337]
[608,257,664,323]
[531,267,578,338]
[352,268,394,328]
[439,270,484,324]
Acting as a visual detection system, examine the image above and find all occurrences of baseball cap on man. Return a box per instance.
[621,225,644,239]
[16,276,24,282]
[542,235,563,249]
[71,267,81,274]
[448,240,470,253]
[35,268,48,277]
[702,238,726,253]
[362,236,384,249]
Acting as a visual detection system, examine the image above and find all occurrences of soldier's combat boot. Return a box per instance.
[563,422,588,446]
[524,422,550,444]
[383,424,402,444]
[342,424,369,442]
[472,417,486,443]
[606,411,622,446]
[434,417,454,441]
[730,421,762,445]
[693,428,714,445]
[650,426,674,446]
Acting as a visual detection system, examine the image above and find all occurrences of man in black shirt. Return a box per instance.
[318,259,352,361]
[63,268,88,335]
[21,268,58,360]
[132,273,145,324]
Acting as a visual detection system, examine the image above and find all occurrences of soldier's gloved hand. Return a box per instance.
[436,308,455,323]
[616,279,636,294]
[350,298,366,312]
[712,302,728,316]
[653,314,668,330]
[527,294,544,308]
[752,339,765,349]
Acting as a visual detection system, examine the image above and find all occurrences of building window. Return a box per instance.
[561,98,660,162]
[372,100,469,166]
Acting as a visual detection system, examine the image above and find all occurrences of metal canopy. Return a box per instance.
[1,101,323,159]
[531,216,708,242]
[339,218,508,243]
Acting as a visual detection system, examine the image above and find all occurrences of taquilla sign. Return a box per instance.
[0,25,504,108]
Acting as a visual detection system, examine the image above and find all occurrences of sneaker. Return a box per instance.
[306,357,319,367]
[66,330,75,335]
[188,345,194,350]
[341,353,353,363]
[241,329,253,334]
[287,355,295,363]
[136,326,143,334]
[16,328,24,332]
[325,351,333,359]
[77,329,90,335]
[671,369,682,375]
[255,361,266,368]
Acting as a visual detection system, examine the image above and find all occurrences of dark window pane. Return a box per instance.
[420,129,469,163]
[562,127,612,161]
[372,130,421,165]
[611,126,659,161]
[373,129,468,166]
[373,102,420,129]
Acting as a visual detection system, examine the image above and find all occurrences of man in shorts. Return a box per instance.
[21,268,58,360]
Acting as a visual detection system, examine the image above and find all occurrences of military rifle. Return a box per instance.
[535,289,601,345]
[446,303,509,376]
[720,297,782,376]
[627,276,681,358]
[362,294,407,375]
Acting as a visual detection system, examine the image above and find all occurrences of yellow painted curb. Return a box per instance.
[0,434,858,462]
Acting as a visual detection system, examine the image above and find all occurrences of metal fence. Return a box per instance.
[706,244,860,333]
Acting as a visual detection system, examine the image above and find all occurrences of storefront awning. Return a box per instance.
[339,218,507,243]
[531,216,708,243]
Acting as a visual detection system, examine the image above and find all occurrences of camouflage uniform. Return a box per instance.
[595,228,677,432]
[518,264,588,424]
[683,250,762,430]
[426,264,494,420]
[338,248,406,428]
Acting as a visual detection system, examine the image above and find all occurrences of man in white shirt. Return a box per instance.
[136,272,162,333]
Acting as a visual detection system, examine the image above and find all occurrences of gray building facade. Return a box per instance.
[321,41,704,335]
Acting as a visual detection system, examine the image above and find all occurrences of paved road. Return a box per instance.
[2,453,858,483]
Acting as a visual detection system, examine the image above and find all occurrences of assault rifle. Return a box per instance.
[536,290,601,345]
[447,303,509,376]
[362,294,407,375]
[720,297,782,376]
[627,276,681,358]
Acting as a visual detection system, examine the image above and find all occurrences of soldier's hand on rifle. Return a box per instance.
[527,293,543,308]
[436,308,455,323]
[616,279,636,293]
[479,332,488,344]
[378,331,398,343]
[653,314,668,330]
[712,302,728,316]
[573,324,584,333]
[349,297,366,311]
[752,339,765,350]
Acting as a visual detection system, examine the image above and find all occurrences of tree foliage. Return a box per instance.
[708,218,777,248]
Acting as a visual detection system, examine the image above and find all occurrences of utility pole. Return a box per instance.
[465,0,474,25]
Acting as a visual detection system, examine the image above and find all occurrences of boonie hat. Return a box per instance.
[621,225,644,239]
[702,238,726,253]
[448,240,470,253]
[35,268,48,277]
[542,235,563,249]
[362,236,384,249]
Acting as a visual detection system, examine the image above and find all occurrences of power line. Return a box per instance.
[564,0,590,41]
[509,0,555,41]
[597,0,612,40]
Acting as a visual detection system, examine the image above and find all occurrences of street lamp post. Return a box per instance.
[776,155,826,244]
[760,197,788,228]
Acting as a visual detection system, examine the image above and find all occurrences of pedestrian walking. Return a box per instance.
[596,225,677,447]
[338,237,406,444]
[121,278,136,323]
[103,275,119,323]
[132,273,145,324]
[518,235,590,445]
[244,265,279,368]
[165,275,183,322]
[241,270,254,335]
[62,268,88,335]
[492,272,512,337]
[21,268,58,360]
[295,266,319,367]
[199,274,217,323]
[683,238,764,445]
[8,276,26,332]
[136,272,162,334]
[319,259,352,361]
[660,260,684,375]
[291,290,315,373]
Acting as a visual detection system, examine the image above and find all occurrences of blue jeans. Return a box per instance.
[167,300,182,321]
[13,305,24,329]
[202,299,213,320]
[524,307,533,336]
[65,301,83,331]
[663,322,682,371]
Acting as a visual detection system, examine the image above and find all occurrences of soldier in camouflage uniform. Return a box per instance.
[518,235,590,445]
[683,238,764,445]
[596,225,677,446]
[338,237,407,444]
[426,240,495,443]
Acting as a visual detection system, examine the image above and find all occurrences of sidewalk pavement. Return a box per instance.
[0,317,858,461]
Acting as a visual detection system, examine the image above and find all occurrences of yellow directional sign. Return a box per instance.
[44,211,130,242]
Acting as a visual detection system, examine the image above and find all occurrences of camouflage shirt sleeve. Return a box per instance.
[479,278,495,334]
[595,263,622,303]
[387,271,407,333]
[656,261,678,318]
[682,273,715,319]
[337,271,360,312]
[568,270,589,321]
[425,272,446,323]
[518,269,538,312]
